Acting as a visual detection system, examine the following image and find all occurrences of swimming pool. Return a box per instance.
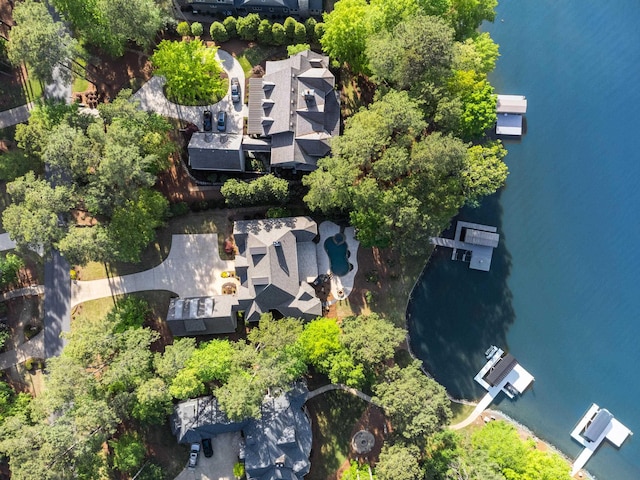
[324,233,351,277]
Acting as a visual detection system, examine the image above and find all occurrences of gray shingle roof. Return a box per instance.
[233,217,321,322]
[188,133,244,171]
[171,384,312,480]
[246,51,340,170]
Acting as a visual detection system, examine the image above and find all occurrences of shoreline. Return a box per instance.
[403,252,595,480]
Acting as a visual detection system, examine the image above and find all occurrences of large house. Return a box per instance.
[234,216,322,323]
[166,216,322,336]
[171,383,312,480]
[176,0,322,18]
[247,50,341,172]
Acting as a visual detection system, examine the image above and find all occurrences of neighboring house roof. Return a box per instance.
[188,132,244,171]
[233,216,321,323]
[171,383,312,480]
[247,50,340,170]
[166,296,239,336]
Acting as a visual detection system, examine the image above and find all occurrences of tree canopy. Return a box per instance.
[373,360,451,445]
[304,90,506,253]
[7,0,76,83]
[151,40,226,106]
[4,93,175,264]
[50,0,164,56]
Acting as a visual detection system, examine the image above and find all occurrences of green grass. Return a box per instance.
[237,45,286,77]
[78,211,230,281]
[71,297,116,326]
[238,55,252,76]
[306,390,368,480]
[450,401,475,426]
[71,57,90,93]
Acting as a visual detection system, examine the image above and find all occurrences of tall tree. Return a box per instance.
[341,313,405,372]
[2,172,72,253]
[447,0,498,40]
[7,0,76,83]
[453,32,500,74]
[373,360,451,445]
[321,0,371,74]
[375,444,423,480]
[366,15,455,89]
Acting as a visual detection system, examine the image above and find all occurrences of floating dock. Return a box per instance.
[429,221,499,271]
[570,403,633,476]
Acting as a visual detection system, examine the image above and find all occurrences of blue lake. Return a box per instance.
[407,1,640,479]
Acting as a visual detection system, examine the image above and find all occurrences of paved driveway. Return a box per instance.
[174,432,241,480]
[71,234,235,307]
[132,49,246,133]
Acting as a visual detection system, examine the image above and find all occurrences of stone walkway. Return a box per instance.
[132,49,246,133]
[306,383,379,407]
[0,331,44,370]
[0,103,33,129]
[72,234,235,307]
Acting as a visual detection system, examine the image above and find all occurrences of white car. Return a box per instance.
[188,443,200,469]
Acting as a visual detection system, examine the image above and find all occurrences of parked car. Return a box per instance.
[188,443,200,469]
[217,111,227,132]
[231,77,241,103]
[201,437,213,457]
[203,110,212,132]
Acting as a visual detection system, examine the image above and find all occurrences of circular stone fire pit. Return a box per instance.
[351,430,375,455]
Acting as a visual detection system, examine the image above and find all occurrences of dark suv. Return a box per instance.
[201,437,213,457]
[203,110,212,132]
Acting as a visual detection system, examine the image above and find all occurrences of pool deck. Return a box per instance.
[316,221,360,301]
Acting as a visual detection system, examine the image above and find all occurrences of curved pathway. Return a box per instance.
[449,392,493,430]
[71,234,235,308]
[0,331,44,370]
[132,49,246,132]
[306,383,380,407]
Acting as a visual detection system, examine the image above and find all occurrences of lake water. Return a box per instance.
[407,1,640,479]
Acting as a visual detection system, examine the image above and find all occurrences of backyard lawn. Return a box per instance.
[306,390,369,480]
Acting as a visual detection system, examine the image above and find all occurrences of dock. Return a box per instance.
[496,94,527,136]
[429,221,499,272]
[570,403,633,476]
[452,347,534,430]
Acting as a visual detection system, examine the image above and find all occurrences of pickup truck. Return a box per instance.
[188,443,200,469]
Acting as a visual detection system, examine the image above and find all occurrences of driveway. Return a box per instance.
[71,234,236,307]
[132,49,246,133]
[174,432,241,480]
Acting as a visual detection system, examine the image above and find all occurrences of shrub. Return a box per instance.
[0,253,24,287]
[257,19,273,44]
[272,23,286,45]
[266,207,290,218]
[287,44,310,57]
[223,16,237,38]
[190,22,204,37]
[284,17,297,41]
[176,21,190,37]
[304,18,317,42]
[210,22,229,43]
[0,324,10,351]
[169,201,190,217]
[237,13,260,41]
[24,358,34,371]
[293,22,307,44]
[314,22,326,42]
[233,462,245,479]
